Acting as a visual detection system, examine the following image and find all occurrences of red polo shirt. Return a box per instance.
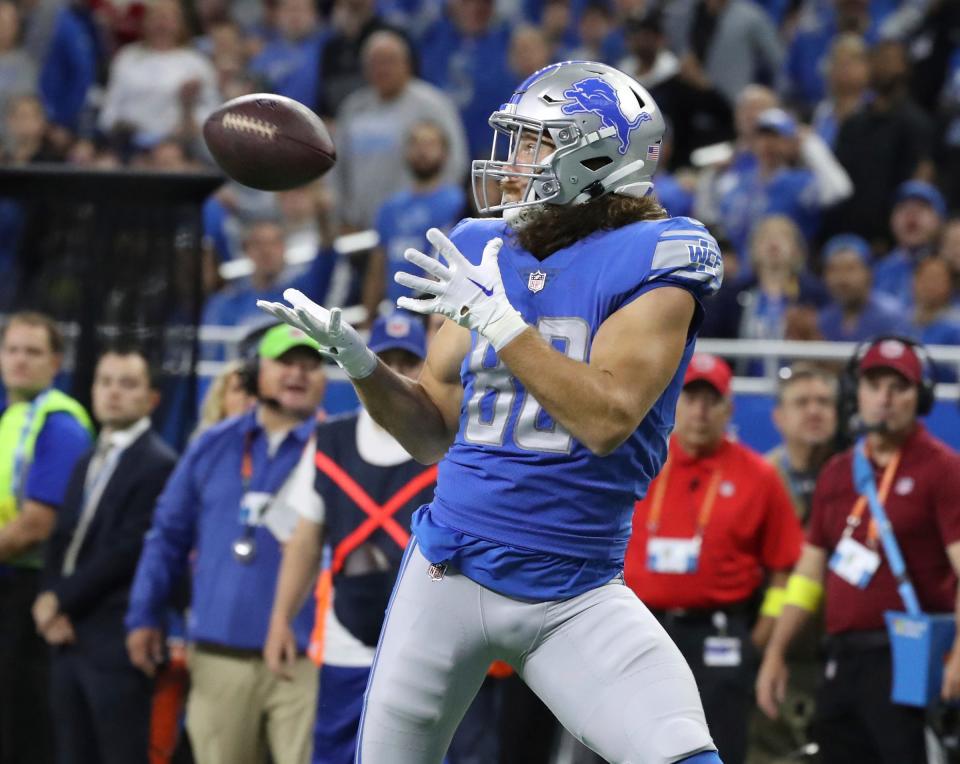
[625,436,803,610]
[808,424,960,635]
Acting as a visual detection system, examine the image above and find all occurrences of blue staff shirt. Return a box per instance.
[125,409,316,649]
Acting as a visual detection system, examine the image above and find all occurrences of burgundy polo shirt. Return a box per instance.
[808,424,960,634]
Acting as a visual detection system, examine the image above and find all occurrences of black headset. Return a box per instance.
[838,335,938,435]
[237,322,279,397]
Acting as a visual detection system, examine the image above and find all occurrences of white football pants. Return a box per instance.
[355,542,716,764]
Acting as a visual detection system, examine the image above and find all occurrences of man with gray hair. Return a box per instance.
[332,29,468,231]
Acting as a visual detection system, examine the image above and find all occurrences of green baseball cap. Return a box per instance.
[258,324,322,359]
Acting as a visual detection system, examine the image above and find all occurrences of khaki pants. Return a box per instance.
[186,645,318,764]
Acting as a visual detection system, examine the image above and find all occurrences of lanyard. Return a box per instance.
[240,430,254,491]
[11,390,50,499]
[841,448,901,547]
[647,456,723,540]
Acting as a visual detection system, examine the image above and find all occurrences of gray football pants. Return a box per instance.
[356,542,716,764]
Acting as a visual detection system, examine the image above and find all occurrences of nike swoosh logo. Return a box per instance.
[467,277,494,297]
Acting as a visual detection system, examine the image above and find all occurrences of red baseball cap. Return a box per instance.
[683,353,732,396]
[859,339,923,384]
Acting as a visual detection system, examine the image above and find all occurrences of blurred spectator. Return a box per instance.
[202,220,337,330]
[0,311,93,764]
[507,24,552,82]
[713,216,827,352]
[625,10,733,170]
[908,257,960,349]
[938,217,960,286]
[203,182,280,263]
[818,234,901,342]
[0,1,37,137]
[731,84,777,169]
[264,313,437,764]
[19,0,97,133]
[195,359,256,437]
[653,125,695,218]
[249,0,328,109]
[694,84,776,226]
[565,0,618,63]
[127,325,327,764]
[756,364,838,759]
[757,337,960,764]
[625,353,803,764]
[717,108,852,255]
[768,365,838,522]
[332,29,467,230]
[361,120,466,322]
[99,0,220,150]
[663,0,783,106]
[418,0,513,159]
[207,20,256,102]
[824,39,935,245]
[317,0,395,117]
[2,93,64,164]
[35,347,176,764]
[784,0,877,111]
[618,12,679,89]
[811,33,870,148]
[132,137,202,172]
[278,182,336,266]
[873,180,945,307]
[538,0,576,56]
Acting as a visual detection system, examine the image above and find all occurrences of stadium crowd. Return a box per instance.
[2,0,960,763]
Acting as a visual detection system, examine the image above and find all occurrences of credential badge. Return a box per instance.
[528,270,547,293]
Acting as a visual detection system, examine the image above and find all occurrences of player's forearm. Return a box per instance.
[498,329,661,457]
[353,362,456,464]
[271,519,324,626]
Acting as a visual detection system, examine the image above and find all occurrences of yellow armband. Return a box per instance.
[783,574,823,613]
[760,586,786,618]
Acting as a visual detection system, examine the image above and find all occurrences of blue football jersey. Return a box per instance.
[414,215,722,598]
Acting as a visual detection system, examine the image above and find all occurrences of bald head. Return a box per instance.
[363,31,412,99]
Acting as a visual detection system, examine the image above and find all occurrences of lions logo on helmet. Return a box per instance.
[472,61,665,215]
[560,77,652,155]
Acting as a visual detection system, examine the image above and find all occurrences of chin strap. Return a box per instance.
[570,159,650,205]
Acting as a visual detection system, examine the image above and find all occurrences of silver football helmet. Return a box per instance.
[472,61,666,215]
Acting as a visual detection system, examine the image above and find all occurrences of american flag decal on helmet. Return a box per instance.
[646,142,661,162]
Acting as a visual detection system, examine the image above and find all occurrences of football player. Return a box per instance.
[260,61,724,764]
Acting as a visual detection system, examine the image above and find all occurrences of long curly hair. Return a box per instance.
[511,194,668,260]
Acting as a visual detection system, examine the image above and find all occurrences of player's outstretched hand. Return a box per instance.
[257,289,378,379]
[395,228,527,351]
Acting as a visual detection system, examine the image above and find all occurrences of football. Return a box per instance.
[202,93,336,191]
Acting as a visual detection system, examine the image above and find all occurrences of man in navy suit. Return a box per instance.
[33,346,177,764]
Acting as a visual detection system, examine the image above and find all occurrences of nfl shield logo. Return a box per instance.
[528,270,547,293]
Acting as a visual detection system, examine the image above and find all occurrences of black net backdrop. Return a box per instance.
[0,165,223,447]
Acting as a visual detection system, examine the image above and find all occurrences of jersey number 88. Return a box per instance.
[464,317,590,455]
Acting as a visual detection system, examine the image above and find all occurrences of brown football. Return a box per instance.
[203,94,336,191]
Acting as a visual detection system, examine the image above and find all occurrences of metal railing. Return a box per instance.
[696,339,960,400]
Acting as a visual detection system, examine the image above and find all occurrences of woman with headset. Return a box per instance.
[755,336,960,764]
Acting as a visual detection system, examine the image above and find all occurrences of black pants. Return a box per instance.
[813,640,926,764]
[656,608,758,764]
[49,648,153,764]
[0,568,54,764]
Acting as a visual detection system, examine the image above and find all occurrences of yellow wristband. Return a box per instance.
[784,574,823,613]
[760,586,786,618]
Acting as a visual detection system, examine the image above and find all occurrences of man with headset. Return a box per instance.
[756,336,960,763]
[126,324,327,764]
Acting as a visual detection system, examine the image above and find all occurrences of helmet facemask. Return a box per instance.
[471,113,574,216]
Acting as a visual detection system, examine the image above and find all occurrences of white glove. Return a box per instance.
[395,228,527,351]
[256,289,378,380]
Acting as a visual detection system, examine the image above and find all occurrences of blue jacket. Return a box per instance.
[125,409,316,650]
